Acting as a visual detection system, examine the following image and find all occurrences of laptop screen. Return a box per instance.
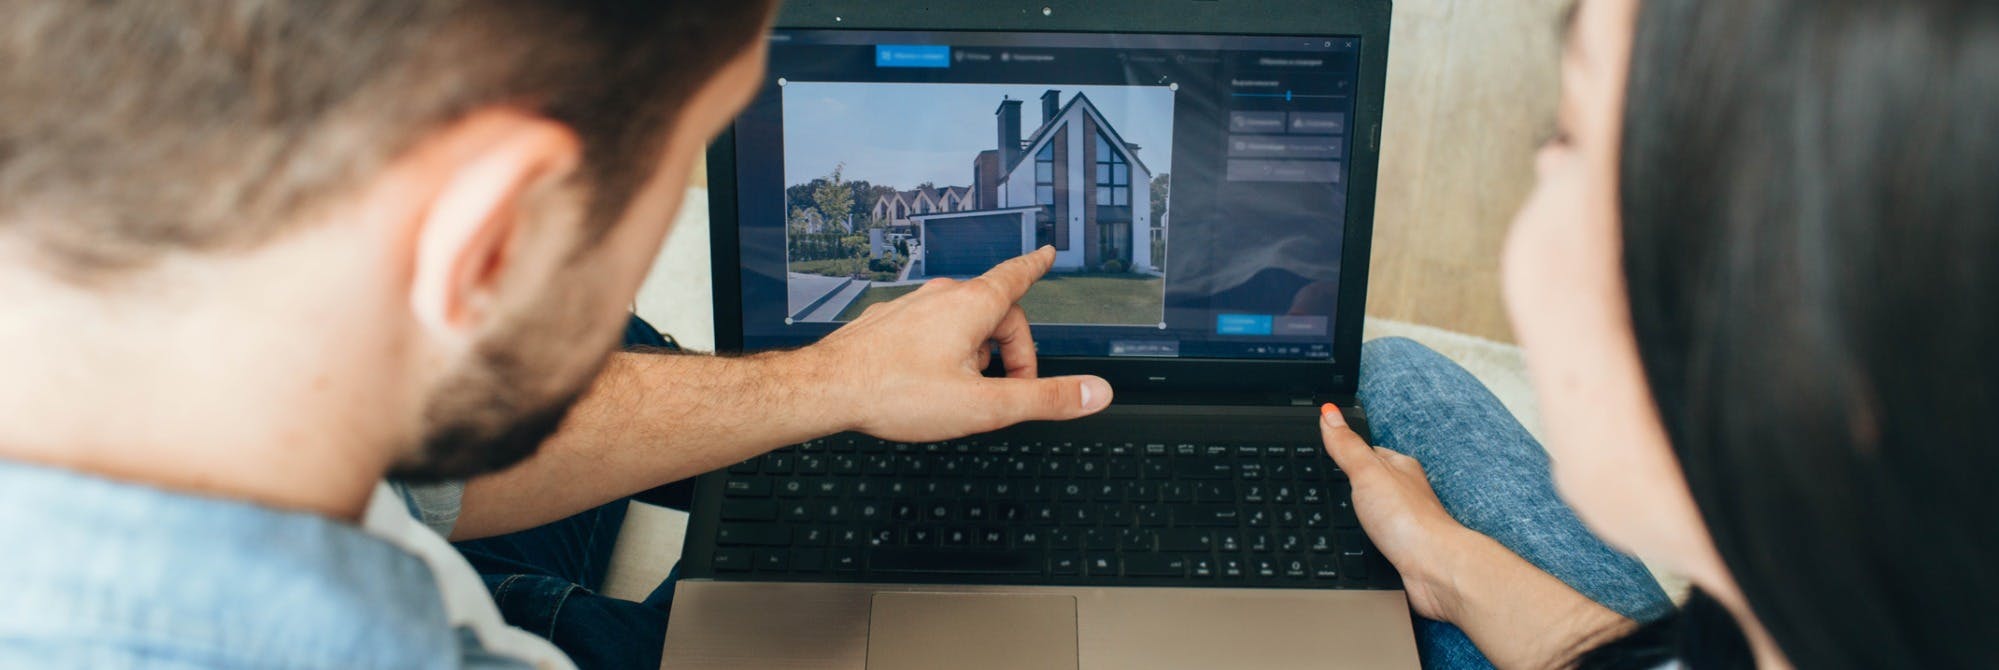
[727,28,1362,361]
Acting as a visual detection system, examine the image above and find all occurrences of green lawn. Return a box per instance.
[836,273,1164,324]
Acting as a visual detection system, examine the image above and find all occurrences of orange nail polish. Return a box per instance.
[1320,403,1337,417]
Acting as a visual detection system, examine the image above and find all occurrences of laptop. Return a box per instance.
[668,1,1412,667]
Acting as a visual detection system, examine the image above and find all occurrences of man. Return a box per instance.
[0,2,1113,668]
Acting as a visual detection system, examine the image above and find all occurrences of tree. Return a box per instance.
[812,164,856,234]
[1150,173,1171,229]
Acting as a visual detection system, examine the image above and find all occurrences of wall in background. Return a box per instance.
[1368,0,1566,343]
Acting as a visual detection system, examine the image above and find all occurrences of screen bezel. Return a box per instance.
[709,0,1391,398]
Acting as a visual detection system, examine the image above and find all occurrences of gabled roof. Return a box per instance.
[1004,92,1154,177]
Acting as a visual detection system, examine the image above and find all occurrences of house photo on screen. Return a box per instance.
[780,81,1175,326]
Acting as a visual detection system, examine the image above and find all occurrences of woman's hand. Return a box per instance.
[1319,403,1477,623]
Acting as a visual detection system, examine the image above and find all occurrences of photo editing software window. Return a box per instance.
[731,29,1362,360]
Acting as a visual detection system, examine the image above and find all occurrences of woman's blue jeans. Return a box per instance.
[1359,337,1673,669]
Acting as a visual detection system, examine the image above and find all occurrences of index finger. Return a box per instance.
[968,245,1056,305]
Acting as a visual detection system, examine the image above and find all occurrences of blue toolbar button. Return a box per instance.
[876,44,951,68]
[1216,314,1275,336]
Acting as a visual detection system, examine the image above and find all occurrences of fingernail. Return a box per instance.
[1320,403,1340,424]
[1081,377,1112,410]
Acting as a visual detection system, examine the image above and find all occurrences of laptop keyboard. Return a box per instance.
[705,435,1398,589]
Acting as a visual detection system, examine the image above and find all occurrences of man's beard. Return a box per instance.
[390,322,610,483]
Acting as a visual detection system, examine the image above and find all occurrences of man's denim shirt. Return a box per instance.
[0,459,530,668]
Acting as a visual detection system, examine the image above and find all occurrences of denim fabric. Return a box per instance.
[0,460,528,669]
[451,313,685,670]
[455,499,680,670]
[1358,337,1674,670]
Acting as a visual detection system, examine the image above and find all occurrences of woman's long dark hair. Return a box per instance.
[1584,0,1999,667]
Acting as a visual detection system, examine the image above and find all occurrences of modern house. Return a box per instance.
[912,89,1158,277]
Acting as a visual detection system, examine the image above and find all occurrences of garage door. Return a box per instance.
[924,215,1021,276]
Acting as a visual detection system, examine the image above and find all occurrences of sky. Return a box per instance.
[782,81,1176,191]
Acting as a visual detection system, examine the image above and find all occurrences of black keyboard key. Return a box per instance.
[1219,556,1246,578]
[793,526,831,546]
[832,551,862,572]
[756,550,790,572]
[727,459,759,475]
[793,549,827,572]
[713,548,752,571]
[1051,554,1083,575]
[1126,554,1189,577]
[1332,496,1359,527]
[1173,461,1231,479]
[715,524,788,546]
[764,453,795,474]
[831,455,862,476]
[1085,554,1121,577]
[1245,509,1270,527]
[871,549,1043,575]
[1306,509,1333,528]
[720,499,777,521]
[1083,528,1117,550]
[798,454,828,474]
[1252,558,1279,579]
[1311,557,1340,580]
[723,478,771,497]
[1158,529,1214,552]
[1118,529,1156,551]
[1175,505,1241,526]
[776,479,808,497]
[1281,556,1310,579]
[1192,557,1216,578]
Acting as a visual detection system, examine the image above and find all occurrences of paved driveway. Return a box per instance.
[787,272,850,317]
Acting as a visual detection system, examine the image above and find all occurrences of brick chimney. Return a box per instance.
[996,97,1023,168]
[1041,89,1062,126]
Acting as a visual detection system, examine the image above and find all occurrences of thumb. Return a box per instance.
[1320,403,1379,474]
[980,375,1114,424]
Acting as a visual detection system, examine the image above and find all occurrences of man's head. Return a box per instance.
[0,1,773,486]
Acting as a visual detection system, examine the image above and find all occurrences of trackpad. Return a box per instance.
[867,593,1078,670]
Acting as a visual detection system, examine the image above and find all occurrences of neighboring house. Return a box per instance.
[916,89,1158,277]
[870,186,973,228]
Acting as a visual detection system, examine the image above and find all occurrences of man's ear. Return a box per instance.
[405,111,583,341]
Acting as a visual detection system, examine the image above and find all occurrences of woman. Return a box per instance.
[1334,0,1998,667]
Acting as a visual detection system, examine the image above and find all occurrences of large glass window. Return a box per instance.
[1035,142,1056,248]
[1095,135,1130,207]
[1100,220,1130,266]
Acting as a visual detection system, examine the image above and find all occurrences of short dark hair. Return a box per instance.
[1584,0,1999,667]
[0,0,776,278]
